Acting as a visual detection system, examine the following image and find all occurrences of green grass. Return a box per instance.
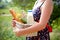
[0,9,9,14]
[0,7,21,15]
[0,16,26,40]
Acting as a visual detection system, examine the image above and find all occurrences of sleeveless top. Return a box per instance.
[32,1,52,32]
[32,1,44,22]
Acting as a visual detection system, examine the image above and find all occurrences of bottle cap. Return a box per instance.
[28,10,32,12]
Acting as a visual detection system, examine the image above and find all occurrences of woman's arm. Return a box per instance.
[15,0,53,36]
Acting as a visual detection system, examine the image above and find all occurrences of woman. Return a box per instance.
[12,0,53,40]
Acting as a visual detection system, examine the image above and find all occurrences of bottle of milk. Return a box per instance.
[27,10,34,25]
[26,10,37,37]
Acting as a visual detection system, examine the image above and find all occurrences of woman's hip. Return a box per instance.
[26,27,50,40]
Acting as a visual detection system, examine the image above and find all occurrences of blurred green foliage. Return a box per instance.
[50,1,60,24]
[12,0,36,10]
[0,16,26,40]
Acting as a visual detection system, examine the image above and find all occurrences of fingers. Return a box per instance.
[12,19,19,27]
[12,19,32,28]
[12,19,16,27]
[12,19,23,29]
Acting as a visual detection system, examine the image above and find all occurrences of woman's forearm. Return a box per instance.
[16,22,46,36]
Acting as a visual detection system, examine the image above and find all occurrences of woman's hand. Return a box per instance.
[12,19,24,36]
[12,19,32,28]
[12,19,32,36]
[13,26,23,37]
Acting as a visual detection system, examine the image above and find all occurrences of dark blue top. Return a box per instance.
[32,2,44,22]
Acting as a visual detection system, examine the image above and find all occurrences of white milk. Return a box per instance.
[27,10,34,25]
[26,10,37,37]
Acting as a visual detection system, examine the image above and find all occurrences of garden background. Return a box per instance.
[0,0,60,40]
